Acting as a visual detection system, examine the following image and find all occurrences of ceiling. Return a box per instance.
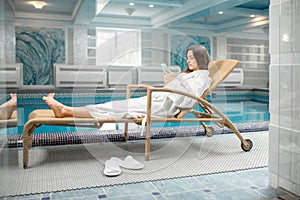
[6,0,269,35]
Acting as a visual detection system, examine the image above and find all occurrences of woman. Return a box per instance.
[0,93,17,120]
[43,45,212,119]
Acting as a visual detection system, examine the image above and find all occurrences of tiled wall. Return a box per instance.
[74,27,88,65]
[269,0,300,197]
[15,27,65,85]
[170,34,211,71]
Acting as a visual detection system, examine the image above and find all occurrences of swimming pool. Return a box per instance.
[3,89,269,135]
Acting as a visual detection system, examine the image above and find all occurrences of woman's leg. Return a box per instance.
[42,93,93,118]
[0,93,17,120]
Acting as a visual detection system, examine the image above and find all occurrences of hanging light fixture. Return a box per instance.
[124,7,136,15]
[30,1,47,9]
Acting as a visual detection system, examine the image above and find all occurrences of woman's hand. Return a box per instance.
[163,71,175,85]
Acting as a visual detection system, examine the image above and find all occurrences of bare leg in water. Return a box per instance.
[0,93,17,120]
[42,93,93,118]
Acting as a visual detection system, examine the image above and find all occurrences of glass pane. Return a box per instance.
[96,29,140,66]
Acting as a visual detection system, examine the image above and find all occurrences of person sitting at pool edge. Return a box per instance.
[0,93,17,120]
[42,45,212,119]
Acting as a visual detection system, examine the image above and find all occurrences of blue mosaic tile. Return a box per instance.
[155,190,210,200]
[152,192,161,196]
[2,168,273,200]
[208,171,253,188]
[235,168,269,188]
[98,194,107,198]
[152,178,201,194]
[257,187,277,198]
[104,193,155,200]
[104,182,155,197]
[195,174,235,192]
[4,121,269,148]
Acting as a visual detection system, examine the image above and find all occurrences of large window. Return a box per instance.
[96,28,141,66]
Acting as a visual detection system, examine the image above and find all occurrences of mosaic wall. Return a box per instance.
[170,35,211,71]
[15,27,65,85]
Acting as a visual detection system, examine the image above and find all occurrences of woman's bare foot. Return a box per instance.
[46,93,55,99]
[0,93,17,120]
[42,93,72,118]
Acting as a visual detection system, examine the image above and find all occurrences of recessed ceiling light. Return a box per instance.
[129,2,135,6]
[149,4,154,8]
[250,14,255,18]
[218,11,224,15]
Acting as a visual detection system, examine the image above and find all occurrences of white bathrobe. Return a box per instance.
[86,70,211,119]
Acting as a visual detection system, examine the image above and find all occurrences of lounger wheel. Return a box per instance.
[241,139,253,152]
[205,127,214,137]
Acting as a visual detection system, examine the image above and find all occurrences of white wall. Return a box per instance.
[214,34,269,88]
[0,2,270,89]
[227,37,269,88]
[269,0,300,197]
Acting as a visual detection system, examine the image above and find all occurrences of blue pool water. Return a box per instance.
[3,91,269,135]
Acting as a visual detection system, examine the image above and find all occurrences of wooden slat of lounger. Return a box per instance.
[27,109,224,126]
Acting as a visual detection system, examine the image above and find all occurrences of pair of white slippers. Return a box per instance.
[104,155,144,176]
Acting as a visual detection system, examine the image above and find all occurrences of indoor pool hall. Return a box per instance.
[0,0,299,199]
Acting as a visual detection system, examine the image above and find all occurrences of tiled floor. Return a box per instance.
[1,167,277,200]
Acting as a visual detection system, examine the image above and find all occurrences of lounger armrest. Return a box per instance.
[147,87,200,101]
[127,84,151,89]
[146,87,229,123]
[126,84,153,99]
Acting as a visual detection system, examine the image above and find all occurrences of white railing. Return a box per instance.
[222,68,244,86]
[54,64,107,88]
[138,65,181,86]
[107,66,136,87]
[0,63,23,88]
[53,64,244,88]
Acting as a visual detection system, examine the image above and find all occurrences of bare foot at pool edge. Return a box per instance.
[9,93,17,109]
[0,93,17,120]
[42,93,71,118]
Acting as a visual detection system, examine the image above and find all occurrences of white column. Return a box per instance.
[73,27,88,65]
[216,34,227,60]
[5,23,16,64]
[0,0,15,64]
[151,29,165,64]
[269,0,300,197]
[0,0,5,64]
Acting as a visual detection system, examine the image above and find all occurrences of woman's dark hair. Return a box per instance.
[183,45,210,73]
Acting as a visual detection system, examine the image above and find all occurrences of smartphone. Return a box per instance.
[161,63,169,73]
